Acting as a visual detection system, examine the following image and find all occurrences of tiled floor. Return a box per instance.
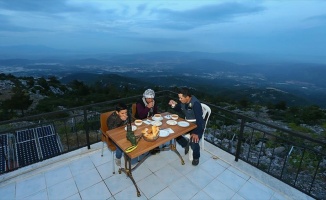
[0,142,314,200]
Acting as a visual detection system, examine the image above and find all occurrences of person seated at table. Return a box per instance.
[168,87,204,166]
[135,88,162,154]
[107,102,128,166]
[135,88,158,120]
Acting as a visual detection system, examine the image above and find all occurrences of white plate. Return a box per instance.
[159,130,170,137]
[166,120,177,125]
[152,116,163,121]
[186,119,196,122]
[151,121,162,126]
[124,125,137,131]
[177,121,190,127]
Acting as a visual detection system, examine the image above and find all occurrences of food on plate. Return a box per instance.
[171,114,179,120]
[142,126,159,140]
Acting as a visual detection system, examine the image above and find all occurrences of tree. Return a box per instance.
[275,101,287,110]
[37,77,49,90]
[69,80,90,96]
[238,98,249,108]
[301,105,324,124]
[48,76,60,85]
[8,87,33,116]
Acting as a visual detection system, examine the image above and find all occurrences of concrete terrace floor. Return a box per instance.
[0,142,314,200]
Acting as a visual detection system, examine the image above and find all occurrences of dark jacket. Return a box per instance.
[173,95,204,138]
[107,112,127,130]
[135,98,158,119]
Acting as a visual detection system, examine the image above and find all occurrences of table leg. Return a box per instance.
[119,154,141,197]
[170,139,185,165]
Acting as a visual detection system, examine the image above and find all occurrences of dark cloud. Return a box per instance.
[152,2,264,30]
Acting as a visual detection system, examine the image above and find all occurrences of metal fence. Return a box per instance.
[205,104,325,200]
[0,90,325,199]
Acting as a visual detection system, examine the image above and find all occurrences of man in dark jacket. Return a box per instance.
[169,87,204,166]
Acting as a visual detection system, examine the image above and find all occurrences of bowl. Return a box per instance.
[142,133,159,142]
[171,114,179,120]
[134,119,143,126]
[154,114,161,118]
[141,127,159,142]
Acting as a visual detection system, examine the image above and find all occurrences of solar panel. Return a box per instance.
[43,125,54,137]
[17,141,39,167]
[36,127,44,138]
[16,129,35,142]
[14,124,62,167]
[39,135,61,159]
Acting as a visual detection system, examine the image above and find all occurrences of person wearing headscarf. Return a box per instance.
[135,89,158,119]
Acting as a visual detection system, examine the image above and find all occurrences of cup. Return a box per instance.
[154,114,161,118]
[171,114,178,120]
[153,114,162,121]
[134,119,143,126]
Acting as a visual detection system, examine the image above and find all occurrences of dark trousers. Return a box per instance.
[176,135,201,159]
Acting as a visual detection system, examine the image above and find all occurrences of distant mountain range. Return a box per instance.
[1,44,325,64]
[1,49,326,107]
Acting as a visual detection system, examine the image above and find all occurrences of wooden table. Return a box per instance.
[106,112,197,197]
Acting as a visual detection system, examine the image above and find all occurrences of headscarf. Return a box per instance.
[143,89,155,98]
[142,89,155,117]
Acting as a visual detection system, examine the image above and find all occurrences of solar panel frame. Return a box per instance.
[1,134,8,174]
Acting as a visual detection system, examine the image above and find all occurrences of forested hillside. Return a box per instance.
[1,73,325,131]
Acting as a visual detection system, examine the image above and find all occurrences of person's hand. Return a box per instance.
[120,114,128,121]
[147,102,154,108]
[169,100,177,107]
[190,134,199,143]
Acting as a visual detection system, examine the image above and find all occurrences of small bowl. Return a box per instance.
[171,114,179,120]
[154,114,161,118]
[134,119,143,126]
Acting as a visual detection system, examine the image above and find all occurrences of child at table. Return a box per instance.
[107,102,128,166]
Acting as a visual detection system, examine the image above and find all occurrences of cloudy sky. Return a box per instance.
[0,0,326,60]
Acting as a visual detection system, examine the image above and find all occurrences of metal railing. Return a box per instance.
[204,104,325,200]
[0,90,325,199]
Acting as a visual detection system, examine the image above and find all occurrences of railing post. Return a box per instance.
[235,118,245,161]
[84,108,90,149]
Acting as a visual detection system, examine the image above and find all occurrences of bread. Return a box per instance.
[142,126,159,140]
[152,125,159,136]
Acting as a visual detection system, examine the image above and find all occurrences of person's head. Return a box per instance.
[115,102,128,121]
[178,87,192,104]
[143,89,155,104]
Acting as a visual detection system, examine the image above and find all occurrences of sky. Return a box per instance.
[0,0,326,61]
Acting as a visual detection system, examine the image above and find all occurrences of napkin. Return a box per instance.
[164,115,171,119]
[143,119,152,125]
